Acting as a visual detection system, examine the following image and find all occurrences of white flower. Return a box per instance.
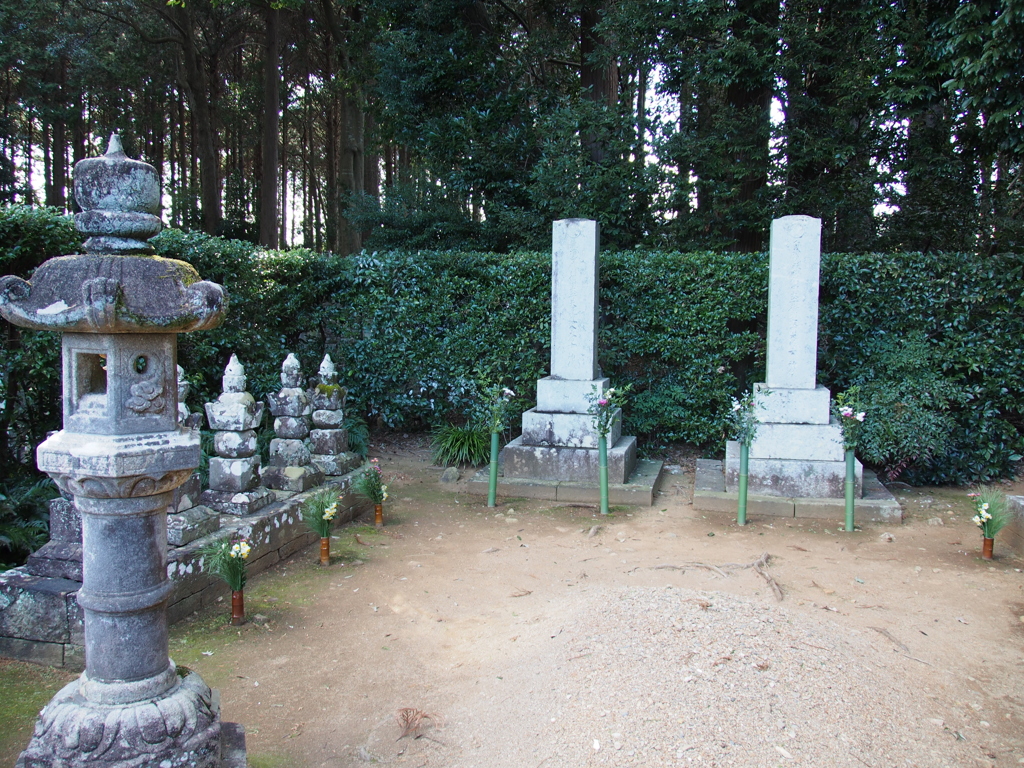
[855,412,866,422]
[972,515,982,526]
[732,399,742,412]
[230,541,251,560]
[502,387,515,398]
[323,503,338,521]
[839,406,854,418]
[981,510,992,520]
[980,503,989,512]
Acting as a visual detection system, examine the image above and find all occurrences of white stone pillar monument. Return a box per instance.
[725,215,862,498]
[501,219,637,482]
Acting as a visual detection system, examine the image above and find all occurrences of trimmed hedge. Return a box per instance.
[1,207,1022,486]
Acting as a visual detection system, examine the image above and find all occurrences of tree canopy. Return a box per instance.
[1,0,1021,253]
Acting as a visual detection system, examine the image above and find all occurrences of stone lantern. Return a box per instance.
[0,136,237,767]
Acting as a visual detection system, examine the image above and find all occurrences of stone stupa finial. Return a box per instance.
[319,354,337,385]
[223,354,246,394]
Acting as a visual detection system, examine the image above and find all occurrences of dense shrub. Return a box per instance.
[0,206,80,471]
[1,211,1022,490]
[820,251,1024,484]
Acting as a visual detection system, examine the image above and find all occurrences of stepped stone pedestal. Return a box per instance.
[724,216,861,499]
[496,220,646,498]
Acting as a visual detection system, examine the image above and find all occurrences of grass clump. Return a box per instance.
[431,423,489,467]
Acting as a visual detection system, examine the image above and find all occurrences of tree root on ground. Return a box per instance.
[652,552,783,601]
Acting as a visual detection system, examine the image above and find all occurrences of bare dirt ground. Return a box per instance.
[171,436,1022,768]
[5,437,1023,768]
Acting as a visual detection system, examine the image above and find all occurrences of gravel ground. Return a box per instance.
[370,584,980,768]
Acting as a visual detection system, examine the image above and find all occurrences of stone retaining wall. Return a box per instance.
[0,467,369,670]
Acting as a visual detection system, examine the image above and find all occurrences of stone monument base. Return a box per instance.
[467,458,663,505]
[693,459,901,523]
[16,668,236,768]
[500,434,638,483]
[723,439,862,498]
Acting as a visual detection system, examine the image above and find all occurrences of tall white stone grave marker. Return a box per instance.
[501,219,637,482]
[725,215,863,498]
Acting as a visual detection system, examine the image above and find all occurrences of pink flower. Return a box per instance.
[598,398,608,407]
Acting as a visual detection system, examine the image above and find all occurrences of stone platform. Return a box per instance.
[467,458,663,505]
[0,463,371,669]
[692,459,902,523]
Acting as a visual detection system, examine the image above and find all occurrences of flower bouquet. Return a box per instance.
[586,385,630,515]
[302,488,341,564]
[483,384,516,507]
[354,458,389,527]
[971,488,1010,560]
[833,390,867,532]
[203,536,251,625]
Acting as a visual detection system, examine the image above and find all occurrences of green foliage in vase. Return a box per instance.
[201,537,251,592]
[301,488,340,539]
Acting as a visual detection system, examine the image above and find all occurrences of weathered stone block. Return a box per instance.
[0,568,78,643]
[173,471,203,512]
[273,416,309,439]
[261,464,323,492]
[200,487,274,516]
[694,459,726,492]
[501,435,636,483]
[748,420,845,462]
[208,455,260,492]
[311,387,345,411]
[204,394,264,432]
[25,541,83,581]
[48,496,81,543]
[213,429,258,458]
[37,428,200,493]
[311,452,361,476]
[754,383,831,425]
[1001,495,1024,557]
[0,636,66,667]
[520,407,620,449]
[167,505,220,547]
[312,409,345,429]
[535,376,608,415]
[309,428,348,454]
[269,438,311,466]
[266,387,310,418]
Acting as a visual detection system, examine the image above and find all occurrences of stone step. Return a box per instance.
[467,458,664,505]
[693,459,902,523]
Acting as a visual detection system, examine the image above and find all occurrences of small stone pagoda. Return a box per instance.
[202,354,274,515]
[0,135,243,767]
[262,353,324,491]
[309,354,359,476]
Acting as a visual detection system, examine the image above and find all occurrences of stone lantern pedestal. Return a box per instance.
[1,136,242,767]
